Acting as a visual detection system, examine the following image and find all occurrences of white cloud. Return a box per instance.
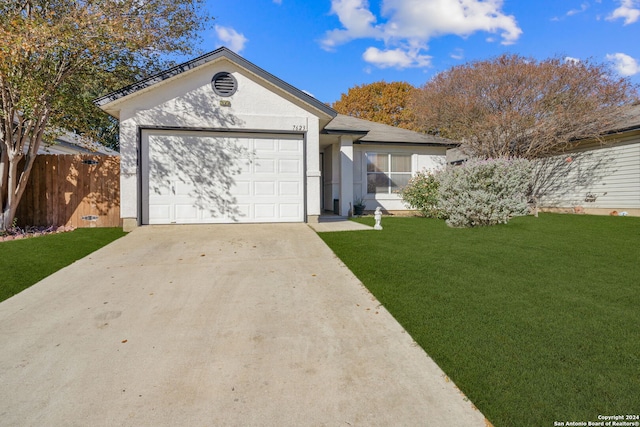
[215,25,248,53]
[379,0,522,44]
[321,0,522,69]
[321,0,382,50]
[564,56,581,64]
[450,48,464,60]
[362,47,432,68]
[606,52,640,76]
[556,2,596,21]
[567,2,589,16]
[273,0,282,4]
[607,0,640,24]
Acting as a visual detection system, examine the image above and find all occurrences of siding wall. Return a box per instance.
[537,131,640,211]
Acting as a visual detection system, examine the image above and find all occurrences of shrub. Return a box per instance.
[437,158,533,228]
[400,170,443,218]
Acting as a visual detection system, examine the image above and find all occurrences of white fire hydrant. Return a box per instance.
[374,207,383,230]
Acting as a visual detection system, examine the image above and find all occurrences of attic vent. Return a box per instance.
[211,72,237,97]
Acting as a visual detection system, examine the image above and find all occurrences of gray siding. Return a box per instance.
[538,132,640,210]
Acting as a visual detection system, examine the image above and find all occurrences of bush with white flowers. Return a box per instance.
[437,158,533,228]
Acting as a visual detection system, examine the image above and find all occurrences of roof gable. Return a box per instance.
[95,47,336,119]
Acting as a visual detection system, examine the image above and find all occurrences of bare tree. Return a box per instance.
[410,54,639,159]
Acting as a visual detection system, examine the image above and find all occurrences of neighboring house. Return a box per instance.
[444,104,640,217]
[95,47,454,229]
[38,131,119,155]
[537,104,640,216]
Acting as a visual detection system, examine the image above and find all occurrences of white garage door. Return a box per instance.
[141,130,304,224]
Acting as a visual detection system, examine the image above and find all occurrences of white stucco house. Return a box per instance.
[95,47,454,229]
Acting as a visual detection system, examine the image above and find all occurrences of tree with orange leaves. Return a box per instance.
[333,81,420,131]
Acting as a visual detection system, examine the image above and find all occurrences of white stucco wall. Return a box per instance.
[321,143,344,213]
[353,144,446,212]
[112,59,325,224]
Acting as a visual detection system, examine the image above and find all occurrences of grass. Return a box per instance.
[318,214,640,427]
[0,228,126,303]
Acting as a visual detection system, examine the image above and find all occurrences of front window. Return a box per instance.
[366,153,411,194]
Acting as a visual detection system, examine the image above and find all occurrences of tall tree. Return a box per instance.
[410,54,639,159]
[0,0,210,230]
[332,81,419,130]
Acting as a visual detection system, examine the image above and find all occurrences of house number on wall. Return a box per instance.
[219,100,231,107]
[292,124,307,131]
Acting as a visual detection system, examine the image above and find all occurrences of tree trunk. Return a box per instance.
[3,151,41,231]
[1,155,19,230]
[0,147,7,220]
[1,140,41,231]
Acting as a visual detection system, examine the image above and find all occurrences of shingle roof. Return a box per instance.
[324,114,458,146]
[610,104,640,133]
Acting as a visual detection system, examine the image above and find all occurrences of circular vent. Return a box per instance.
[211,72,237,97]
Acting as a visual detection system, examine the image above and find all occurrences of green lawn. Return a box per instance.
[0,228,126,302]
[318,214,640,427]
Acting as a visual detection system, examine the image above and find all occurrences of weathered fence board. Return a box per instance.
[16,155,120,228]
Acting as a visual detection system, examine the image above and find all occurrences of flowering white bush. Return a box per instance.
[400,170,443,218]
[437,158,533,228]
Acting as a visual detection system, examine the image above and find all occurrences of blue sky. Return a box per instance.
[196,0,640,104]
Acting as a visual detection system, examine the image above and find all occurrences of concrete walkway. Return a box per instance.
[308,216,373,232]
[0,224,487,426]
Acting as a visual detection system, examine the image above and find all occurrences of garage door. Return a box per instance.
[141,130,304,224]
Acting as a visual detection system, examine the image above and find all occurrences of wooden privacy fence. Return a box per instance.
[16,155,120,228]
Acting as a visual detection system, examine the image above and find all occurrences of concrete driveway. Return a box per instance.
[0,224,487,426]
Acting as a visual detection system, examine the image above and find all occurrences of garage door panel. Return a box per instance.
[237,159,251,174]
[254,181,276,196]
[150,183,171,197]
[233,180,251,196]
[255,159,275,174]
[148,205,171,224]
[279,159,301,174]
[234,204,251,219]
[175,181,196,196]
[279,139,301,152]
[280,181,301,196]
[234,138,251,150]
[175,204,199,221]
[254,204,276,219]
[149,166,172,196]
[144,131,304,224]
[255,139,276,152]
[279,204,301,218]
